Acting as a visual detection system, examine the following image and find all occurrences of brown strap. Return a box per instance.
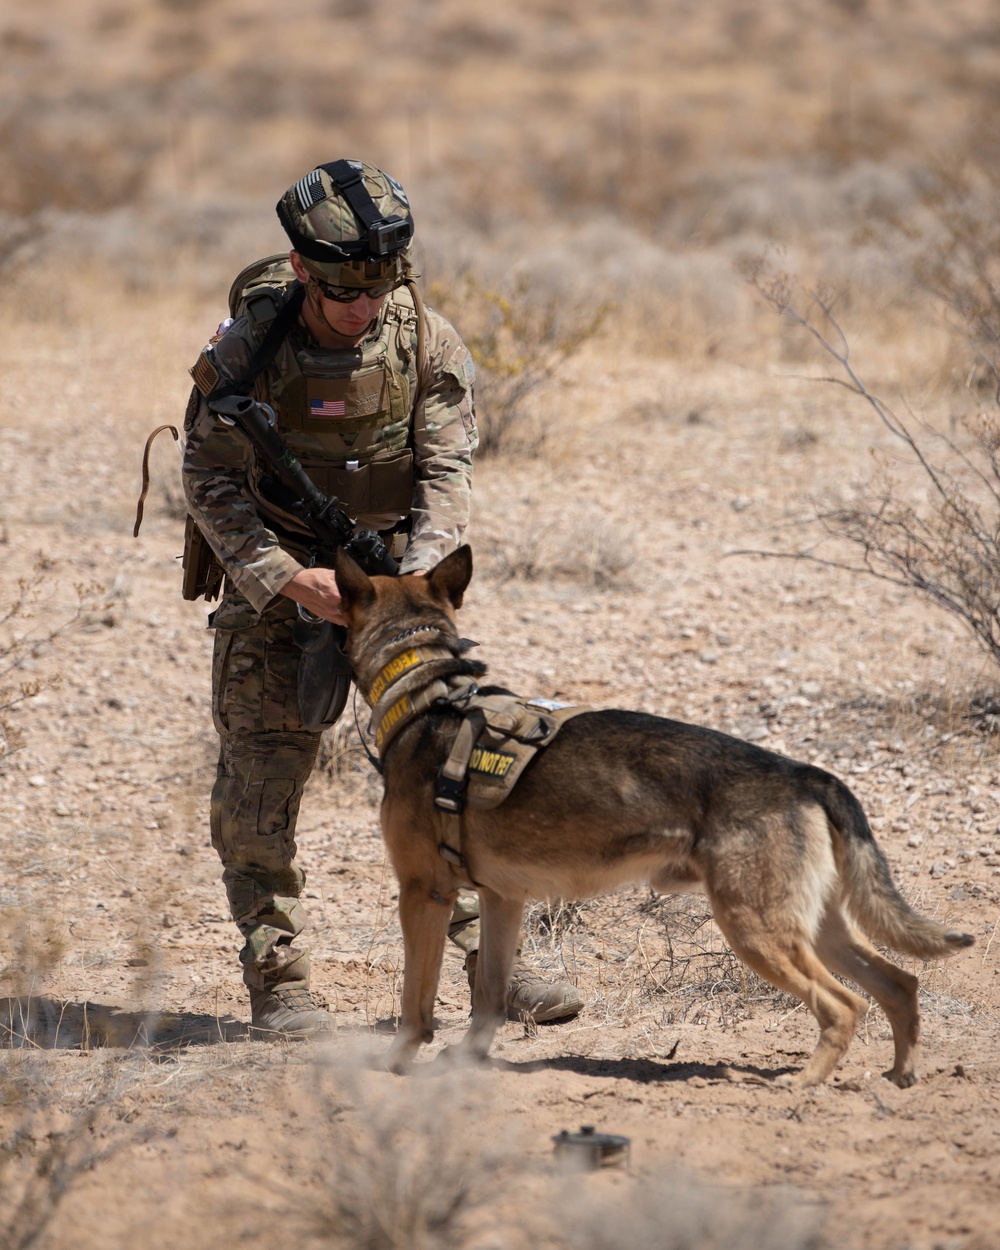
[404,278,430,396]
[437,809,482,889]
[133,424,179,538]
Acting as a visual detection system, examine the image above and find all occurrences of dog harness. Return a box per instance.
[364,628,590,883]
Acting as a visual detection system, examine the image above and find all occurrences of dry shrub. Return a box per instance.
[517,888,798,1033]
[0,922,150,1250]
[0,910,66,1016]
[901,149,1000,396]
[428,275,608,457]
[317,712,383,803]
[740,213,1000,684]
[0,559,104,760]
[304,1062,523,1250]
[548,1170,822,1250]
[473,507,636,589]
[581,891,798,1030]
[0,119,150,217]
[295,1056,821,1250]
[0,1050,152,1250]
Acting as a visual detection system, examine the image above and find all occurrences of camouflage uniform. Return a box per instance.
[183,290,477,995]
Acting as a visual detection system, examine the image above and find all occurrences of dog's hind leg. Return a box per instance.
[817,907,921,1088]
[460,886,524,1059]
[386,876,456,1071]
[712,906,868,1087]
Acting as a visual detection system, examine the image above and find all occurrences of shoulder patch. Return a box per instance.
[190,350,221,397]
[442,348,475,392]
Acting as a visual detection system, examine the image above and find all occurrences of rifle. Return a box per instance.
[209,392,399,731]
[208,393,399,578]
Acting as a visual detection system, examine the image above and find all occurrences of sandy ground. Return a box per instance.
[1,302,998,1249]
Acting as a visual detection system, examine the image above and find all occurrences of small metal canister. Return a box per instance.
[552,1125,631,1171]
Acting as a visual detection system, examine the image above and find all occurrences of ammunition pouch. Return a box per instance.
[296,448,415,518]
[293,618,352,732]
[182,514,224,603]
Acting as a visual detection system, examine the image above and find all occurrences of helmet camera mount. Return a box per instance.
[280,160,414,264]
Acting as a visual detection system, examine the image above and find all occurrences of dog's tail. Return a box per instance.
[818,774,975,958]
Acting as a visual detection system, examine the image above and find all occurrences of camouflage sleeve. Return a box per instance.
[399,307,478,574]
[181,324,303,613]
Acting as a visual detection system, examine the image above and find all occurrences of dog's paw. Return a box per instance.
[773,1070,824,1090]
[434,1044,460,1068]
[435,1042,489,1070]
[722,1067,770,1087]
[377,1042,417,1075]
[885,1067,918,1089]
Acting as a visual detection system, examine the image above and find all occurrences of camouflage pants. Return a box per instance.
[448,890,482,956]
[209,587,484,992]
[210,590,321,991]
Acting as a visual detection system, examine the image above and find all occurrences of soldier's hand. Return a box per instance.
[279,568,347,625]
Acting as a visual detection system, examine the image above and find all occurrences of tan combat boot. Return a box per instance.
[464,951,585,1024]
[249,984,334,1039]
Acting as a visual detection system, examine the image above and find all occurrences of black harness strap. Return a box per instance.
[320,160,383,232]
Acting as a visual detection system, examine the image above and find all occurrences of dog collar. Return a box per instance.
[365,643,455,706]
[371,679,450,755]
[365,631,478,759]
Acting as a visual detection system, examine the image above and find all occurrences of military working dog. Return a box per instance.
[335,545,974,1087]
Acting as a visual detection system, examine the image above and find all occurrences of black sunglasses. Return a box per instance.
[313,275,400,303]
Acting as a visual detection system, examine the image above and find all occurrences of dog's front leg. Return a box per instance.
[384,877,455,1073]
[460,886,524,1059]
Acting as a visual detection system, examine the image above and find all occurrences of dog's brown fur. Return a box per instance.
[335,545,974,1087]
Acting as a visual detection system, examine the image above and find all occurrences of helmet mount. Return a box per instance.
[277,159,414,266]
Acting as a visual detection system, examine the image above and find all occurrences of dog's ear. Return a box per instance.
[334,548,375,614]
[426,544,473,609]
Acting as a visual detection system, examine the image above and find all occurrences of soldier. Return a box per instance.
[182,159,584,1038]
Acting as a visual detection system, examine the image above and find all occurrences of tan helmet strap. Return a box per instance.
[404,277,430,395]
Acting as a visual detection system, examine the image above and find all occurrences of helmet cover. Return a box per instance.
[276,160,414,289]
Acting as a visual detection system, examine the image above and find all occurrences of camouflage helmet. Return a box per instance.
[276,159,414,289]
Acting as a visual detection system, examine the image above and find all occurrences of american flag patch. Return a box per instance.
[294,169,326,213]
[310,398,346,418]
[190,351,220,397]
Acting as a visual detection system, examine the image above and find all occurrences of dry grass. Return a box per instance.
[285,1056,823,1250]
[0,562,106,761]
[427,275,610,456]
[0,1043,156,1250]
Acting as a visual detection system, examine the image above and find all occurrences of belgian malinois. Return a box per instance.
[335,545,974,1087]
